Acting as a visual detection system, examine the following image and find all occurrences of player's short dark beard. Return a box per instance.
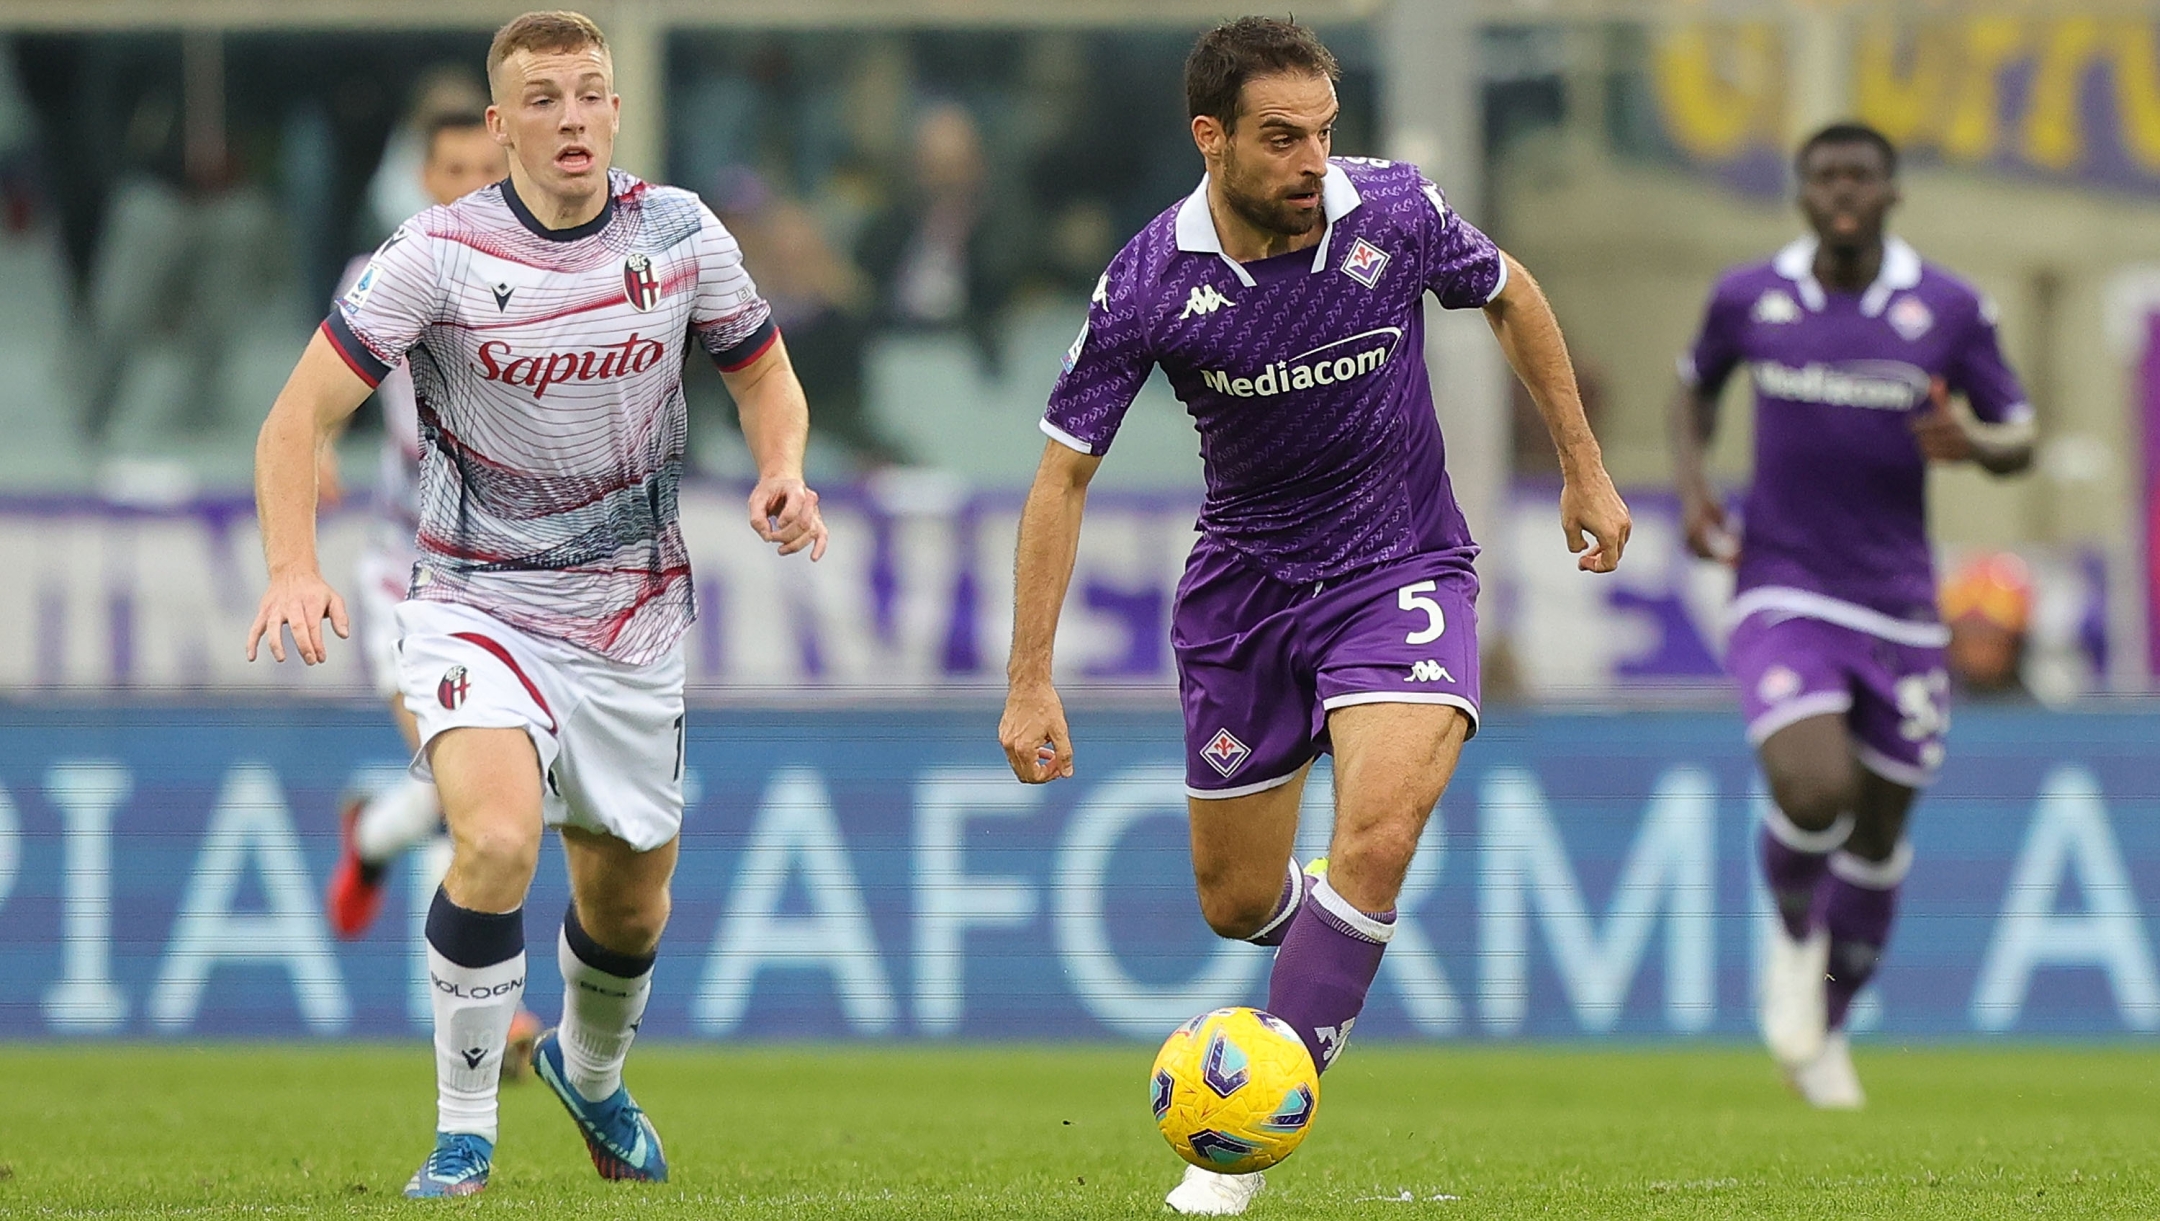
[1219,148,1323,238]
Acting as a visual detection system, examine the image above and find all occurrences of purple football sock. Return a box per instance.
[1265,876,1392,1072]
[1820,843,1908,1030]
[1760,807,1851,940]
[1245,861,1308,947]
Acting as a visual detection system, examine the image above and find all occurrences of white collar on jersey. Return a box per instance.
[1772,234,1922,318]
[1174,163,1363,288]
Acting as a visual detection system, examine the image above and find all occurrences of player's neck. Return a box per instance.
[1205,180,1324,264]
[1811,240,1883,295]
[505,164,609,232]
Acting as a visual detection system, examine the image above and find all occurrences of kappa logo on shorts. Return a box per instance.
[1407,659,1454,683]
[1341,237,1390,289]
[1201,728,1251,778]
[1758,664,1803,705]
[438,664,470,711]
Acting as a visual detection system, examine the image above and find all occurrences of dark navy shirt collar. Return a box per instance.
[500,175,615,242]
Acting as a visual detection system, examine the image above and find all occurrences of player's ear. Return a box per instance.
[1191,114,1224,160]
[484,105,510,147]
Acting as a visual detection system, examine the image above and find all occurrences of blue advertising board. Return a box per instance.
[0,704,2154,1040]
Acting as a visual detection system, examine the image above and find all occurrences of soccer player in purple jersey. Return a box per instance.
[998,19,1629,1214]
[247,11,828,1198]
[1674,123,2034,1109]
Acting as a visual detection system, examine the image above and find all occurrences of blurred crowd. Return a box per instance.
[0,27,1373,477]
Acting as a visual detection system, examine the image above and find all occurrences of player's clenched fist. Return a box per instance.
[247,568,350,665]
[999,683,1074,784]
[1560,465,1632,574]
[748,476,829,560]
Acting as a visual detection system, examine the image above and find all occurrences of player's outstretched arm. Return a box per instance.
[722,333,829,561]
[248,330,374,664]
[1482,251,1632,573]
[999,439,1101,783]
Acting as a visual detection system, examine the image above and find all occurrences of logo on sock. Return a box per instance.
[460,1046,488,1069]
[1315,1017,1356,1067]
[1201,728,1251,778]
[430,972,526,999]
[439,664,471,710]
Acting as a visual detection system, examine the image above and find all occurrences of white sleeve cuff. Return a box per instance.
[1483,256,1510,304]
[1039,417,1093,454]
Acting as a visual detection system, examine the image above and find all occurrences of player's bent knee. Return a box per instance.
[1196,892,1274,941]
[1767,772,1854,832]
[579,893,671,955]
[451,819,542,883]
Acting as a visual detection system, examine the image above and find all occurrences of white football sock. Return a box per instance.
[557,923,653,1102]
[355,778,441,865]
[428,944,526,1142]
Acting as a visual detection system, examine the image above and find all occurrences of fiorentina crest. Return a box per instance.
[1201,728,1250,778]
[623,253,661,312]
[1341,237,1389,289]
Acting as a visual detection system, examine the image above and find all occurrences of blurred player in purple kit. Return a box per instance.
[998,18,1629,1215]
[1673,123,2034,1108]
[248,10,827,1198]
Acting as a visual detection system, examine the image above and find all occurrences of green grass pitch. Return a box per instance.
[6,1043,2156,1217]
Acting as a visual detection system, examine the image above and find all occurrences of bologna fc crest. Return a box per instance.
[438,664,470,711]
[623,253,661,312]
[1341,237,1389,289]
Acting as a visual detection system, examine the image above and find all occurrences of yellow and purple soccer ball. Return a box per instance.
[1149,1006,1320,1174]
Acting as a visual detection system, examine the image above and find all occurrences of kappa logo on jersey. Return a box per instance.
[491,282,515,312]
[438,664,470,710]
[623,253,662,312]
[475,333,667,398]
[1406,659,1454,683]
[1179,283,1236,320]
[1752,289,1802,325]
[1341,237,1390,289]
[1888,294,1935,341]
[1201,728,1251,777]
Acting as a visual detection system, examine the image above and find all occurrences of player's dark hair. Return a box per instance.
[1796,121,1898,178]
[1184,17,1340,132]
[424,110,488,154]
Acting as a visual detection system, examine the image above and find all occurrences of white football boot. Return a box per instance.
[1759,925,1829,1073]
[1166,1166,1266,1216]
[1789,1032,1865,1110]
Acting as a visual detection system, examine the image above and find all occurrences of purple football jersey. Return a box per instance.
[1043,158,1507,586]
[1684,237,2031,631]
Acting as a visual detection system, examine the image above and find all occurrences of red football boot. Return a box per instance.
[326,792,388,939]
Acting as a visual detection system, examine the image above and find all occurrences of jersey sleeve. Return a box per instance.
[323,224,442,388]
[1679,276,1748,398]
[1413,176,1507,310]
[688,202,778,373]
[1041,245,1154,457]
[1947,293,2033,425]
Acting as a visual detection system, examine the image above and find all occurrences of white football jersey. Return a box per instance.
[325,169,774,665]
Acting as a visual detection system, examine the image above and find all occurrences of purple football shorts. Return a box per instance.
[1172,539,1480,799]
[1727,609,1950,788]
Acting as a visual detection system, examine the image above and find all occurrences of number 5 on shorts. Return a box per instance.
[1398,581,1445,645]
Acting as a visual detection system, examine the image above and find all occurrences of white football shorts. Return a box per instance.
[394,599,686,852]
[353,541,417,701]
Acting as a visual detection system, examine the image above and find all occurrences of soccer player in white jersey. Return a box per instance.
[246,12,828,1198]
[324,109,505,941]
